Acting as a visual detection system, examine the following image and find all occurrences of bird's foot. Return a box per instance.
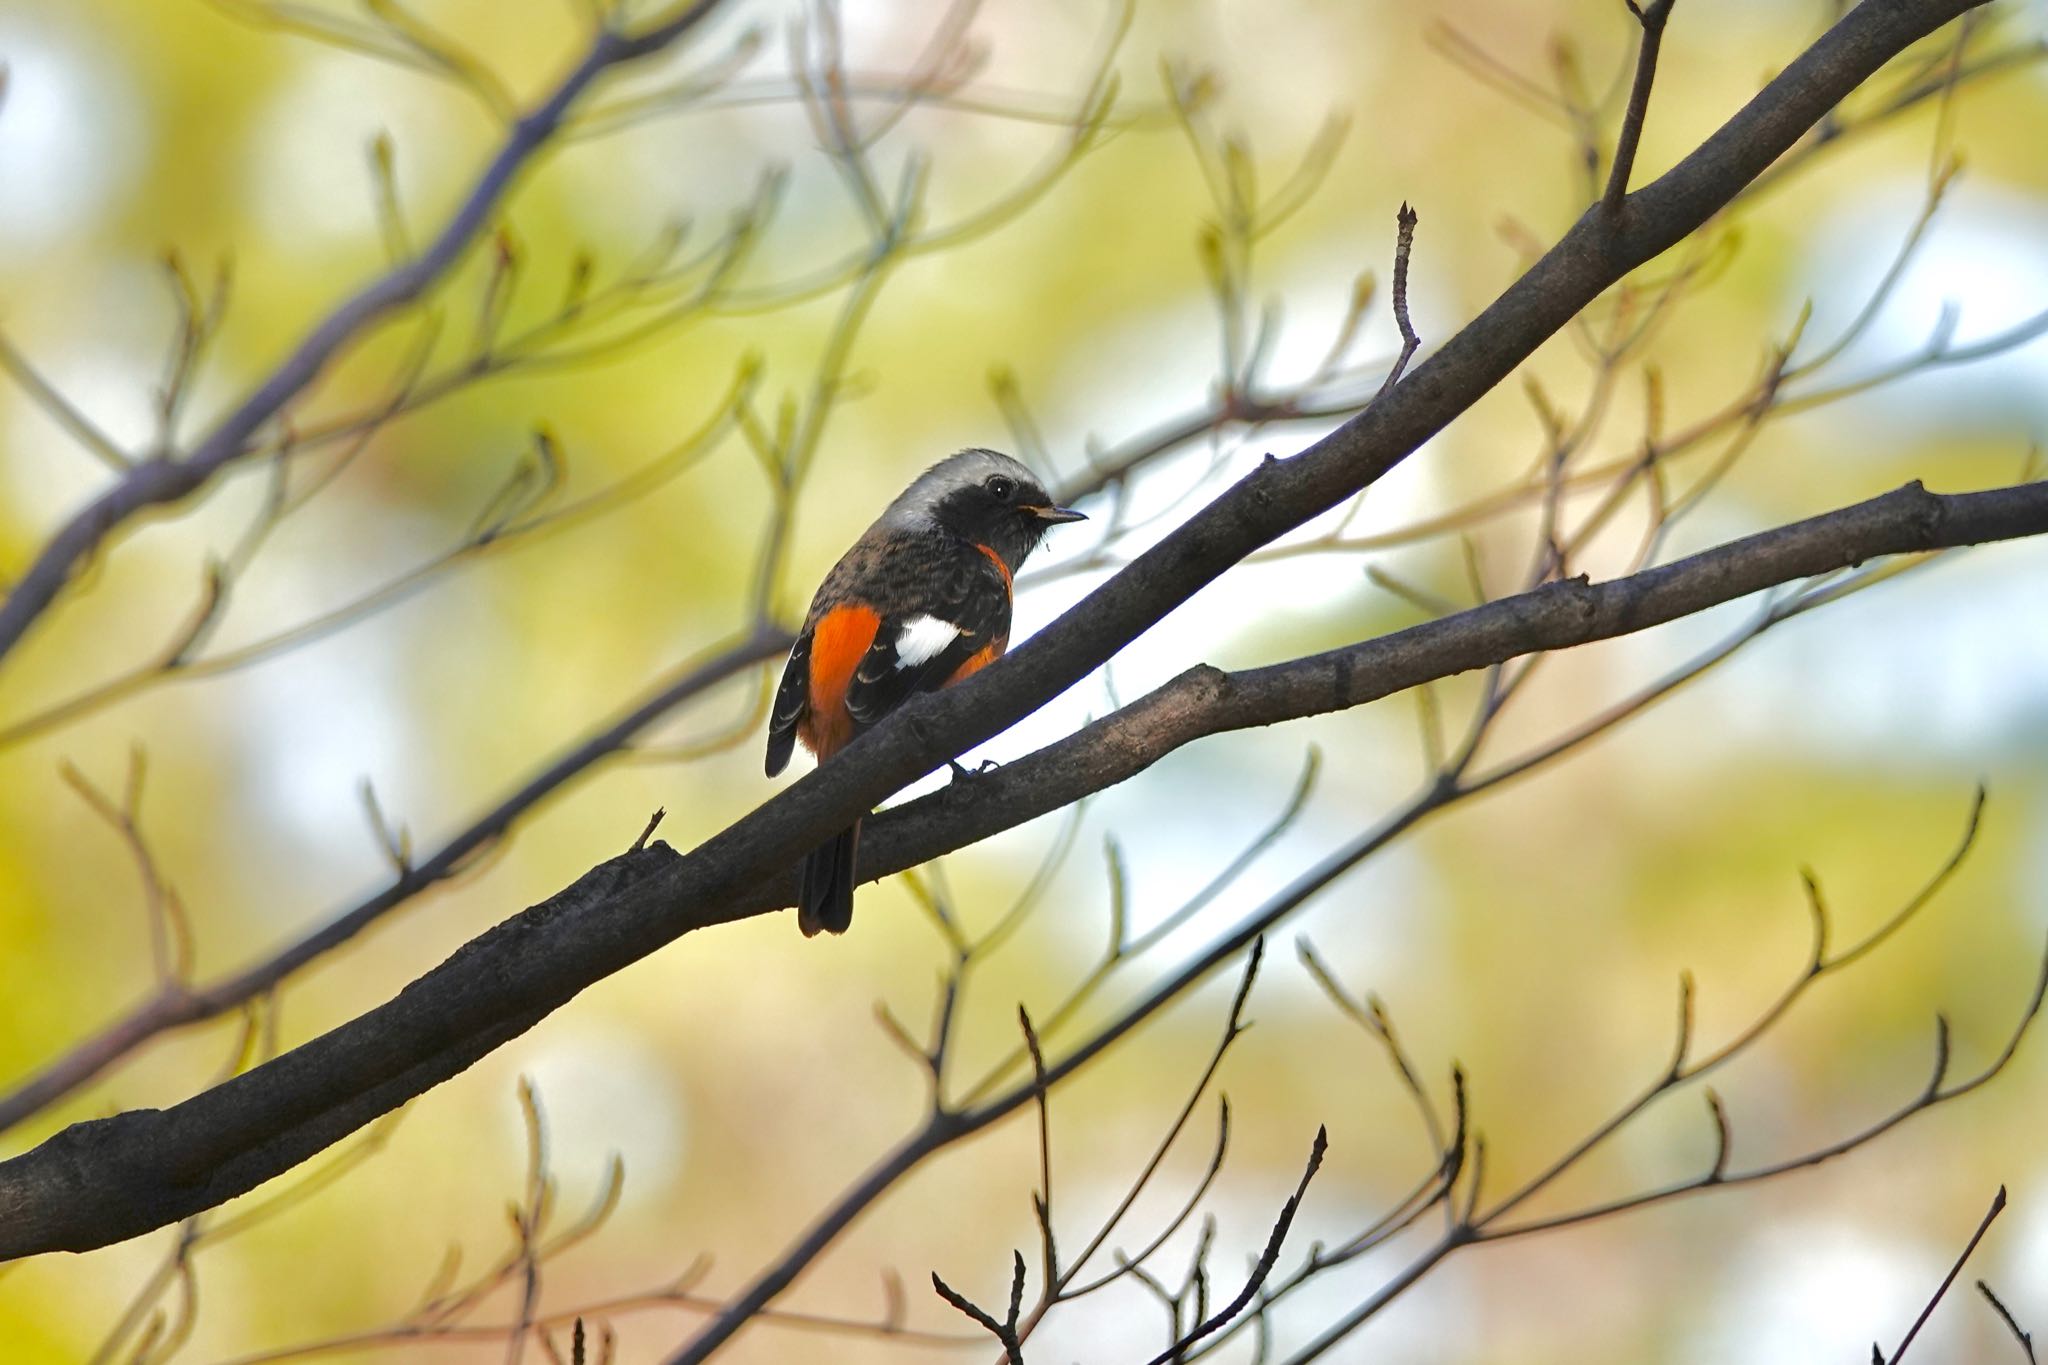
[946,757,1002,783]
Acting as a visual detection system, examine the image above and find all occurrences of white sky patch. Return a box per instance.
[510,1019,690,1208]
[1608,539,2048,767]
[1088,747,1440,973]
[1012,230,1455,646]
[0,259,200,540]
[1795,181,2048,435]
[2020,1,2048,60]
[1688,1219,1943,1364]
[1198,0,1383,148]
[241,50,465,251]
[895,613,962,669]
[0,340,144,524]
[226,623,423,881]
[1995,1154,2048,1327]
[0,17,141,251]
[1031,227,1454,502]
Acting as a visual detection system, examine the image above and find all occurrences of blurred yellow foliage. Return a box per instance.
[0,1,2045,1361]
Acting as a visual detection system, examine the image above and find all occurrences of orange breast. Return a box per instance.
[974,541,1014,591]
[799,603,880,760]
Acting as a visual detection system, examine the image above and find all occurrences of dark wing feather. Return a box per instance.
[764,631,812,777]
[844,555,1010,730]
[841,619,984,728]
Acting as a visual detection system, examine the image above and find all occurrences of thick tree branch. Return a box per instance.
[0,0,729,667]
[0,0,2000,1261]
[817,478,2048,910]
[637,0,1995,986]
[1,475,2041,1261]
[0,626,786,1134]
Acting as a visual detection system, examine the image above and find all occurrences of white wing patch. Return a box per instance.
[895,615,963,670]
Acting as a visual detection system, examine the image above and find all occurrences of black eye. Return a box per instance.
[985,475,1016,501]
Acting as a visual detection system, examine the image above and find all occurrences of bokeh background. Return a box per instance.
[2,0,2047,1360]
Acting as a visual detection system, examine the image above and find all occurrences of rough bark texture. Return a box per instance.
[0,0,2008,1262]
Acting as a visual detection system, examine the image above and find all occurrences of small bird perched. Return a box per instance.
[766,448,1085,936]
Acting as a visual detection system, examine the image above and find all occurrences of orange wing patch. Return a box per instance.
[800,604,881,760]
[944,633,1009,687]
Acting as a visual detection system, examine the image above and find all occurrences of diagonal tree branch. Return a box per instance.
[1881,1188,2009,1365]
[0,0,2003,1262]
[633,0,1997,992]
[0,0,731,668]
[0,0,1139,1134]
[0,473,2040,1261]
[827,479,2046,913]
[1977,1279,2038,1364]
[0,625,786,1135]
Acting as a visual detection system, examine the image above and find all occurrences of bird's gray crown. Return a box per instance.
[875,448,1045,533]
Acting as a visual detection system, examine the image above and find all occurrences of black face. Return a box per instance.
[933,471,1074,571]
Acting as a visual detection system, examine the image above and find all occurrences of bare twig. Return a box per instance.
[1978,1281,2038,1364]
[0,2,1145,1124]
[1374,203,1422,401]
[1605,0,1678,215]
[0,0,2022,1272]
[664,945,1268,1364]
[1879,1188,2008,1363]
[4,473,2044,1258]
[0,0,732,666]
[0,330,133,471]
[58,749,195,986]
[1143,1126,1327,1365]
[929,1251,1025,1364]
[0,627,785,1134]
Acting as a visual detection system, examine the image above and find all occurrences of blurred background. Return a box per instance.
[1,0,2046,1360]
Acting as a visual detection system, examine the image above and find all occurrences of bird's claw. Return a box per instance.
[947,757,1001,783]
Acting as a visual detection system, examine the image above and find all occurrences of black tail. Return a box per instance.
[797,820,861,936]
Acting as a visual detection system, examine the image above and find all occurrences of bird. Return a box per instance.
[765,448,1086,936]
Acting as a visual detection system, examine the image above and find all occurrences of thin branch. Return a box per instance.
[1046,1098,1230,1305]
[0,626,785,1134]
[0,0,732,667]
[1020,943,1261,1325]
[0,329,133,471]
[1978,1281,2038,1364]
[0,0,2017,1262]
[1473,784,1995,1232]
[1373,203,1421,400]
[929,1251,1025,1365]
[1296,942,1447,1160]
[1019,1007,1057,1291]
[663,945,1268,1364]
[1143,1126,1327,1365]
[1246,913,2038,1363]
[1605,0,1678,215]
[1880,1187,2007,1363]
[58,749,194,986]
[1476,948,2046,1244]
[1,475,2042,1257]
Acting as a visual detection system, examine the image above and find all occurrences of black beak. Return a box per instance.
[1027,504,1088,524]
